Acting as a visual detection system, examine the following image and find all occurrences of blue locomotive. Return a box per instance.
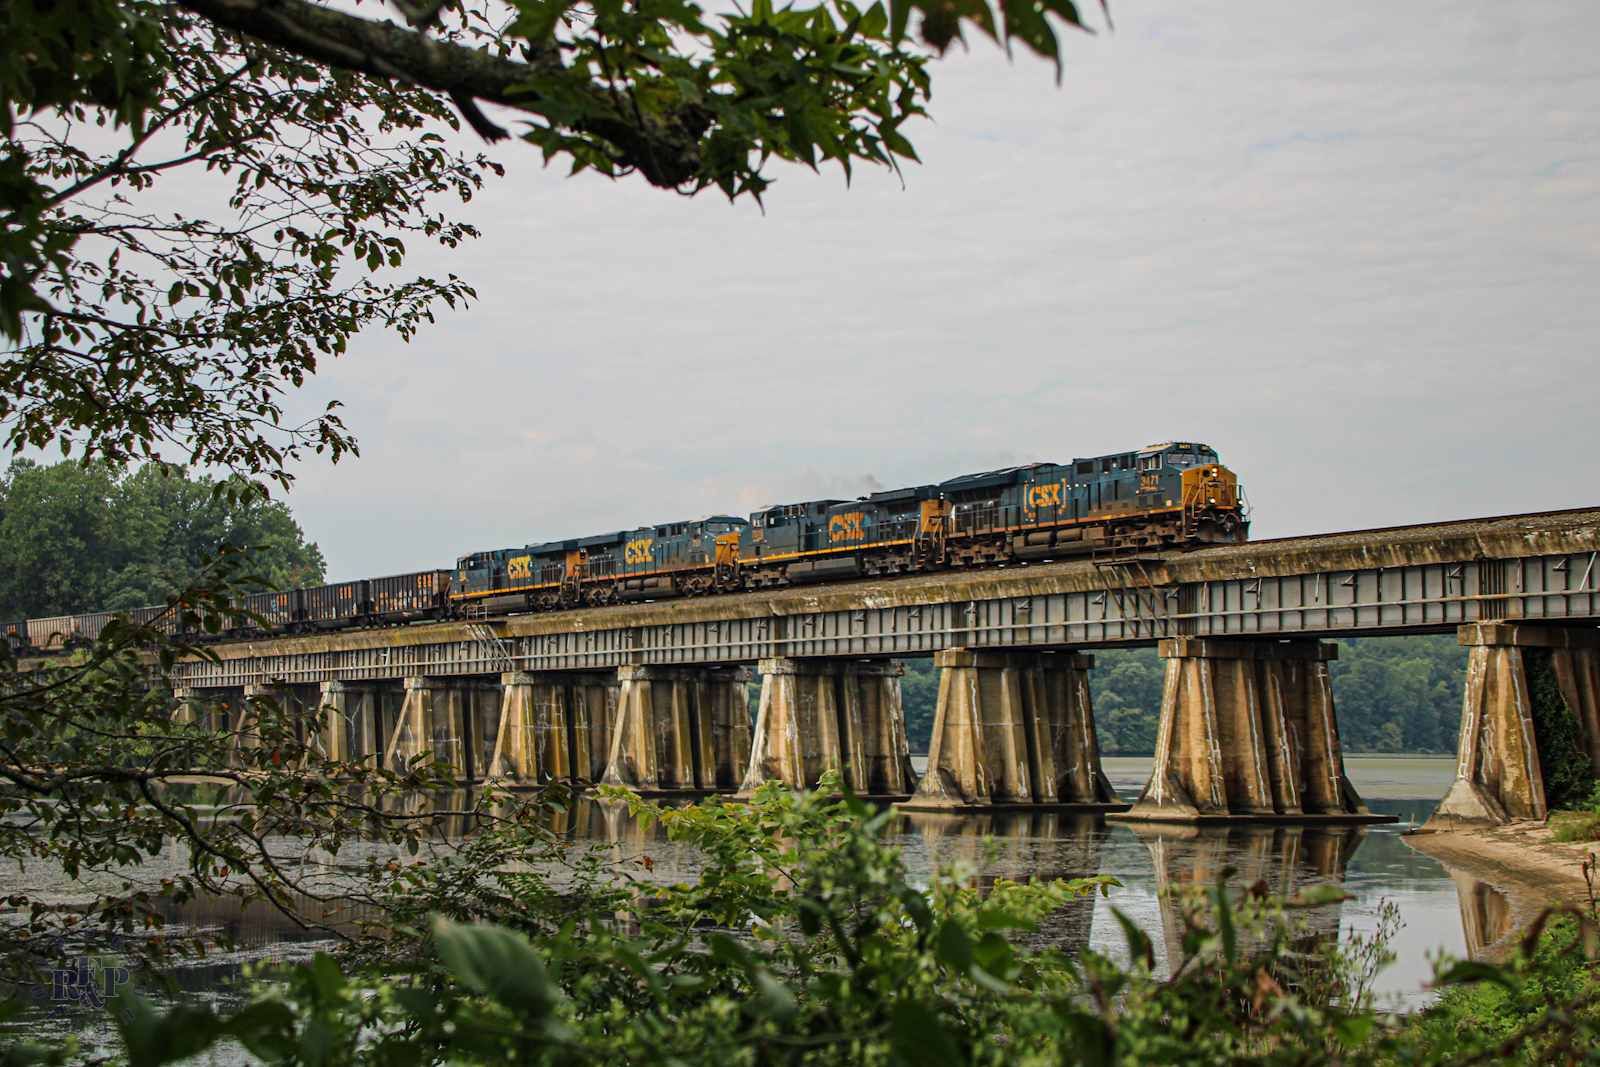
[4,442,1246,645]
[449,441,1245,612]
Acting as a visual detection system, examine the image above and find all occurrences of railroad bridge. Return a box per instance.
[165,509,1600,825]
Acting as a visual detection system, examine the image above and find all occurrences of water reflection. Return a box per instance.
[0,767,1504,1038]
[1449,871,1514,958]
[1125,824,1362,968]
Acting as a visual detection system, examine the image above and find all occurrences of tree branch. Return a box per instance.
[175,0,712,186]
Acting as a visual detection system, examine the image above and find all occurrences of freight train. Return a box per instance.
[3,442,1246,649]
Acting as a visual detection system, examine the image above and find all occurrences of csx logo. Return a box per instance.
[625,538,654,564]
[1026,484,1064,509]
[829,513,865,542]
[507,555,533,581]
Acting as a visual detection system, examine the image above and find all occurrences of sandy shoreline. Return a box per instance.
[1405,820,1596,959]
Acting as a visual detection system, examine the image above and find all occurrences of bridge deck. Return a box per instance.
[138,507,1599,685]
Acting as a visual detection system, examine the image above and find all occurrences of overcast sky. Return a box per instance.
[275,0,1600,581]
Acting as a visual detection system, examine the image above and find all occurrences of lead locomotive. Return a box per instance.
[4,442,1247,646]
[451,440,1246,615]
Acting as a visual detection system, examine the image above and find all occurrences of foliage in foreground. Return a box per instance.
[3,781,1585,1067]
[1550,785,1600,844]
[0,563,479,977]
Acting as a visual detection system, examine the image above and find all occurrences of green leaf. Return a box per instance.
[935,919,973,972]
[888,1000,961,1066]
[1432,959,1520,992]
[1287,882,1353,908]
[1111,907,1155,971]
[972,931,1015,977]
[115,998,224,1067]
[1334,1014,1375,1047]
[898,886,933,934]
[975,908,1037,932]
[431,918,564,1016]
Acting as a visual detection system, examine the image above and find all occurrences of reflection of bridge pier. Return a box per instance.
[1126,823,1365,969]
[905,811,1110,957]
[1447,870,1515,958]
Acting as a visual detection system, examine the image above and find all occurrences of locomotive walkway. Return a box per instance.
[161,507,1600,824]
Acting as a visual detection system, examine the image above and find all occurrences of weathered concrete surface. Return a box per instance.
[739,658,916,796]
[902,649,1120,811]
[318,680,374,762]
[385,677,454,773]
[1117,639,1373,823]
[1425,624,1600,830]
[487,671,616,784]
[601,665,751,791]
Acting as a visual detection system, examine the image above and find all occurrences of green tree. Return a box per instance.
[1090,647,1164,755]
[901,656,939,751]
[0,458,323,618]
[2,0,1101,487]
[1329,635,1466,754]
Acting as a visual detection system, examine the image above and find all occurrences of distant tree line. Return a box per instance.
[0,460,325,620]
[901,636,1468,755]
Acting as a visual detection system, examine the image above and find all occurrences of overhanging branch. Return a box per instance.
[176,0,711,186]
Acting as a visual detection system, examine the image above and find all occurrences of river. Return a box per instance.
[4,755,1496,1048]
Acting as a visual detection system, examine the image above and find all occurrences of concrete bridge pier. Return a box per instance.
[900,649,1119,811]
[601,665,752,792]
[383,677,501,781]
[1425,624,1600,830]
[1116,639,1373,823]
[318,681,376,763]
[738,658,916,797]
[488,671,618,785]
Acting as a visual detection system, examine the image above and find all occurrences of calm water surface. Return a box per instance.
[5,755,1493,1045]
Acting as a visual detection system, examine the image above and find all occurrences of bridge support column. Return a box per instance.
[384,677,474,777]
[901,650,1116,810]
[1425,624,1600,830]
[1117,639,1368,822]
[172,688,199,727]
[739,658,916,796]
[602,666,752,792]
[488,671,618,784]
[237,683,275,764]
[318,681,375,763]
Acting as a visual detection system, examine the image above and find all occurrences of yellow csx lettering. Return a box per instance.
[829,512,865,543]
[1026,484,1063,510]
[506,555,533,581]
[625,538,654,564]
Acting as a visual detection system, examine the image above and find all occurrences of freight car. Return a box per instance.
[13,442,1246,646]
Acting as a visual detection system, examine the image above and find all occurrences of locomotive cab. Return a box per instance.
[1181,459,1248,543]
